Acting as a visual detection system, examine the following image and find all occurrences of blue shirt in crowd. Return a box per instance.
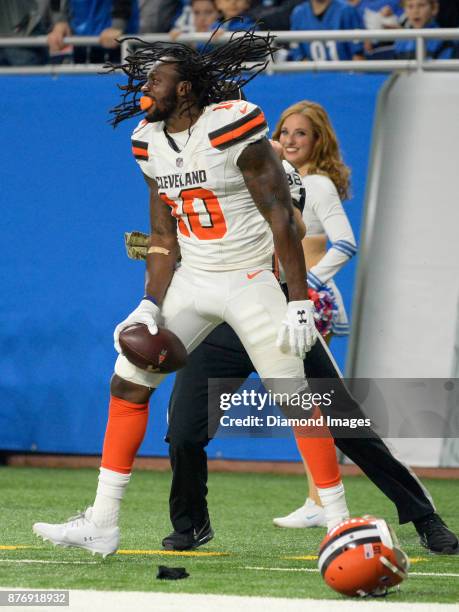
[290,0,364,61]
[70,0,139,35]
[353,0,403,21]
[394,21,456,59]
[201,15,257,52]
[211,15,258,33]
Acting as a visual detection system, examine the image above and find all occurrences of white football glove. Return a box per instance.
[276,300,318,359]
[114,298,161,353]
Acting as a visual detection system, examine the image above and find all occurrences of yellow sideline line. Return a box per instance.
[0,546,37,551]
[247,566,459,578]
[284,555,428,563]
[0,546,427,562]
[283,555,317,561]
[116,549,229,557]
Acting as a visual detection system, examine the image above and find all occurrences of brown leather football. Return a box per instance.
[119,324,187,373]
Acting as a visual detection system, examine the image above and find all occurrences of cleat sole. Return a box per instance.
[32,525,118,558]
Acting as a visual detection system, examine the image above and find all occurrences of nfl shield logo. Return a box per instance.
[176,157,183,167]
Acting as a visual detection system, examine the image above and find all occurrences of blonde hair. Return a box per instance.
[272,100,351,201]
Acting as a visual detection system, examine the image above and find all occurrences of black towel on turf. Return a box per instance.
[156,565,189,580]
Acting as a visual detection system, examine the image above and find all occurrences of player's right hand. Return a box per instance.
[114,299,161,353]
[276,300,318,359]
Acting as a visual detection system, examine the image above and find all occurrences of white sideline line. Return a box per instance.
[2,590,457,612]
[1,559,458,576]
[410,572,459,578]
[244,566,459,578]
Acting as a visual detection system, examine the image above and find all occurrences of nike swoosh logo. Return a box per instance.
[240,103,248,115]
[196,534,208,544]
[247,270,263,280]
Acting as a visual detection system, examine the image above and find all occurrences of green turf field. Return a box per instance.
[0,467,458,603]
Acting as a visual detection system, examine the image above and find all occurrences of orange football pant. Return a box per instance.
[100,395,149,474]
[293,407,341,489]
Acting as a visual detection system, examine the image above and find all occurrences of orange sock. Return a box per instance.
[293,408,341,489]
[100,395,149,474]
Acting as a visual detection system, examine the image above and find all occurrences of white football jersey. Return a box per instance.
[131,99,272,271]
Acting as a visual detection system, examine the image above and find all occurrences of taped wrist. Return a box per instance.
[147,246,171,256]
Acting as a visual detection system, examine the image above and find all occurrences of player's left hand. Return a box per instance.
[277,300,318,359]
[113,299,161,354]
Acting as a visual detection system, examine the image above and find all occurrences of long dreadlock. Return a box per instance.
[105,23,277,127]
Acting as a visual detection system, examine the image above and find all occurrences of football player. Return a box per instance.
[32,29,349,557]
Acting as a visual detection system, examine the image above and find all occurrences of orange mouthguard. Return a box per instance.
[140,96,154,111]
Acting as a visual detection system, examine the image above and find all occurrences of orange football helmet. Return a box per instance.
[318,516,409,597]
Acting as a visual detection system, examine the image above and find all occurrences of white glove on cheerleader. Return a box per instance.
[276,300,318,359]
[114,298,161,353]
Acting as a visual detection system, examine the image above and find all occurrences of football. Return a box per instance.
[119,324,187,373]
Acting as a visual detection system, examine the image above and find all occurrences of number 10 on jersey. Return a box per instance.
[160,188,228,240]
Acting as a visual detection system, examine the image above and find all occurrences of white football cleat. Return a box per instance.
[32,507,119,558]
[273,498,327,528]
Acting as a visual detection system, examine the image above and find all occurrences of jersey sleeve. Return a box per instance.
[208,100,269,166]
[282,160,305,211]
[131,119,155,179]
[305,176,358,289]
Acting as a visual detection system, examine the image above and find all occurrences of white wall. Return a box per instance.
[347,72,459,466]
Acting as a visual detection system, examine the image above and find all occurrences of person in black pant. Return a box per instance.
[166,323,254,544]
[163,320,459,554]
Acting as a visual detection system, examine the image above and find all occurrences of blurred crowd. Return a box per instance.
[1,0,458,66]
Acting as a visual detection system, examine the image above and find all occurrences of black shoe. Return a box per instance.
[162,520,214,551]
[194,518,214,548]
[162,528,195,551]
[414,513,458,555]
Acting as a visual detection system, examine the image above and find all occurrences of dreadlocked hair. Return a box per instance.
[105,23,276,127]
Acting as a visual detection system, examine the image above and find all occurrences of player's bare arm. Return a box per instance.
[294,208,306,240]
[238,138,308,302]
[112,174,179,351]
[143,174,179,306]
